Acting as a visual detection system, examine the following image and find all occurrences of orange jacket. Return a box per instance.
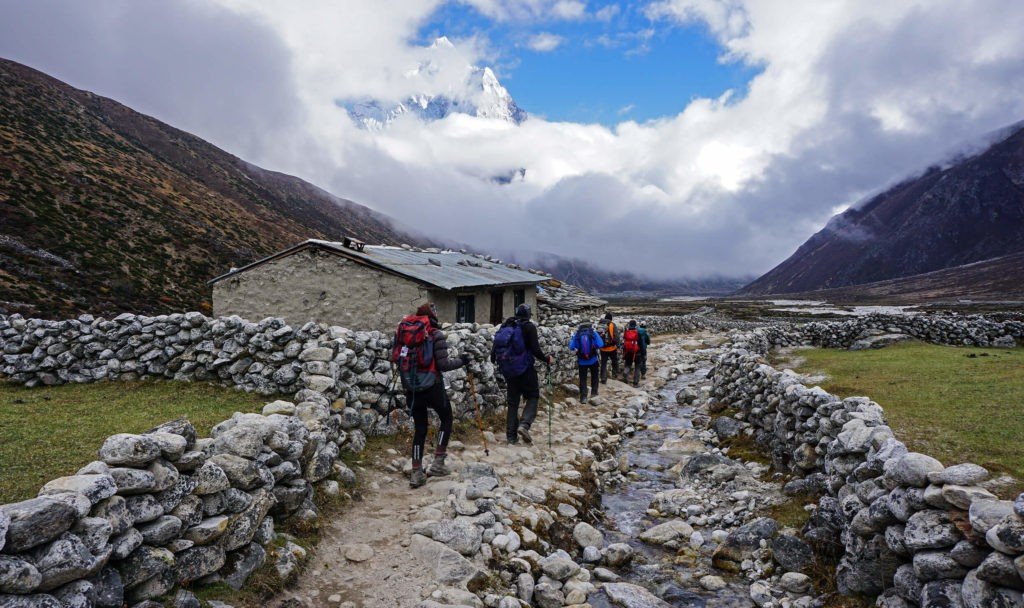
[599,321,619,352]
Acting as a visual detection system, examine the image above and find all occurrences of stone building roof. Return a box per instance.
[209,239,547,291]
[536,279,608,311]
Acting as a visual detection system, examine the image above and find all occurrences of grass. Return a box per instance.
[0,380,268,503]
[789,342,1024,487]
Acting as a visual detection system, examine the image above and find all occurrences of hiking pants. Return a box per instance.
[600,350,619,383]
[639,350,648,377]
[578,363,599,400]
[506,366,539,440]
[408,382,452,468]
[624,351,641,386]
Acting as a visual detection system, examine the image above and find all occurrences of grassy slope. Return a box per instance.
[0,381,267,503]
[790,343,1024,482]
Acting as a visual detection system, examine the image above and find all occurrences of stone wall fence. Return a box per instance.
[0,311,583,607]
[707,316,1024,608]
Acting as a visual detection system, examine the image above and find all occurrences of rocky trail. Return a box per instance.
[270,332,817,608]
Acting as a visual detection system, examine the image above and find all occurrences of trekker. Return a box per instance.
[638,322,652,379]
[392,302,469,488]
[569,322,603,404]
[622,320,642,387]
[596,312,620,384]
[491,303,551,445]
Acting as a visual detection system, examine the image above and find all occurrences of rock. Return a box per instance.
[891,453,945,488]
[0,511,7,553]
[771,534,814,572]
[433,520,482,557]
[124,495,163,524]
[929,464,990,486]
[969,499,1016,536]
[914,551,968,581]
[98,434,161,466]
[27,533,101,592]
[533,582,564,608]
[148,433,189,461]
[962,567,1024,608]
[90,566,123,607]
[582,546,602,563]
[209,454,264,491]
[517,572,534,603]
[39,475,117,505]
[985,515,1024,554]
[0,593,63,607]
[118,545,175,588]
[91,495,133,535]
[594,567,619,582]
[604,543,634,567]
[639,520,693,546]
[749,581,773,607]
[220,489,276,552]
[780,572,811,593]
[941,485,997,510]
[700,575,726,591]
[712,416,743,440]
[712,517,778,568]
[174,545,226,583]
[409,535,485,588]
[572,522,605,549]
[193,462,231,495]
[52,579,94,608]
[183,516,230,545]
[950,540,989,568]
[0,555,43,593]
[109,528,144,560]
[920,579,966,608]
[975,551,1024,591]
[109,467,157,495]
[138,515,183,545]
[603,582,672,608]
[221,543,267,589]
[539,552,580,580]
[172,589,202,608]
[0,498,78,552]
[904,510,961,550]
[72,517,113,554]
[344,544,374,562]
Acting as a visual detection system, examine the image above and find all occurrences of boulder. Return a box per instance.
[975,551,1024,591]
[985,515,1024,554]
[929,464,990,486]
[639,520,693,546]
[712,517,778,569]
[961,568,1023,608]
[0,497,78,553]
[603,582,672,608]
[904,510,961,550]
[98,434,161,467]
[969,499,1016,536]
[771,534,814,572]
[0,555,43,593]
[539,552,580,580]
[174,545,226,583]
[220,543,267,589]
[409,534,485,588]
[38,475,117,505]
[26,533,102,592]
[920,579,966,608]
[891,453,944,488]
[432,520,482,557]
[572,522,605,549]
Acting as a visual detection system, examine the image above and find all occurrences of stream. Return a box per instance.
[588,368,756,608]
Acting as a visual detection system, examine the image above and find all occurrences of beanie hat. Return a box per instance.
[628,320,637,328]
[604,312,613,321]
[515,303,532,319]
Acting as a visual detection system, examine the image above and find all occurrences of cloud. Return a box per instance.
[594,4,620,22]
[459,0,586,21]
[2,0,1024,281]
[525,32,565,52]
[617,104,636,115]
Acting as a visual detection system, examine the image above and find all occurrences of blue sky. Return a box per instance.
[419,2,761,125]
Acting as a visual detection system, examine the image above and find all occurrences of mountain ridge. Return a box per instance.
[740,122,1024,297]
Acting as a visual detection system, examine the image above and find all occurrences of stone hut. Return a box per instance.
[536,279,608,326]
[210,239,544,331]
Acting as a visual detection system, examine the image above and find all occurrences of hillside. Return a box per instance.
[740,123,1024,296]
[0,58,417,318]
[754,251,1024,304]
[532,255,748,297]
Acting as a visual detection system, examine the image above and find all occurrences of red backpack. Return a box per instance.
[392,315,437,392]
[623,328,640,355]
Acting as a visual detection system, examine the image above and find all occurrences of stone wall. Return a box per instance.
[0,311,580,606]
[708,318,1024,607]
[537,303,606,328]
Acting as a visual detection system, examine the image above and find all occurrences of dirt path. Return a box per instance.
[273,360,672,608]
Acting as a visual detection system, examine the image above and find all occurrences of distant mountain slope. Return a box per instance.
[740,123,1024,296]
[532,255,748,297]
[752,251,1024,304]
[0,58,418,318]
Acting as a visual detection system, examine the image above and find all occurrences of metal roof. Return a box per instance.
[209,239,545,291]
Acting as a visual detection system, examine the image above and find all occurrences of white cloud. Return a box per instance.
[617,103,635,115]
[594,4,620,22]
[525,32,565,52]
[459,0,587,21]
[2,0,1024,280]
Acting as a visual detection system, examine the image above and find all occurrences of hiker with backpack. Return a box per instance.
[622,320,643,387]
[569,322,603,404]
[596,312,620,384]
[392,302,469,488]
[638,322,651,379]
[491,303,551,445]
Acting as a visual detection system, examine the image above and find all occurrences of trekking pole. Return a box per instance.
[545,363,554,453]
[466,371,489,457]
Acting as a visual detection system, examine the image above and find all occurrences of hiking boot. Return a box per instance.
[580,396,588,405]
[507,436,519,445]
[409,468,426,488]
[427,455,451,477]
[517,425,533,445]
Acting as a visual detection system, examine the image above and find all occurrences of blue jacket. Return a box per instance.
[569,327,604,366]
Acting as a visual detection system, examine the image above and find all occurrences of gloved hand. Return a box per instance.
[461,353,473,366]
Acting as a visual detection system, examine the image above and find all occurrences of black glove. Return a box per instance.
[461,354,472,366]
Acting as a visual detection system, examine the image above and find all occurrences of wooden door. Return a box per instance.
[490,291,503,325]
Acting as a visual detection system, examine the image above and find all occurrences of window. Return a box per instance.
[513,289,526,308]
[456,295,475,323]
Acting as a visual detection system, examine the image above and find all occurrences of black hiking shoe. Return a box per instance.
[409,468,426,488]
[517,426,533,445]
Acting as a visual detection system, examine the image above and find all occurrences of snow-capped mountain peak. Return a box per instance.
[343,38,527,130]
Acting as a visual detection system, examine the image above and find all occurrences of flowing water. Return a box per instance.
[588,370,755,608]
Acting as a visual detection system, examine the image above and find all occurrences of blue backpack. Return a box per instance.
[493,319,532,378]
[576,328,597,360]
